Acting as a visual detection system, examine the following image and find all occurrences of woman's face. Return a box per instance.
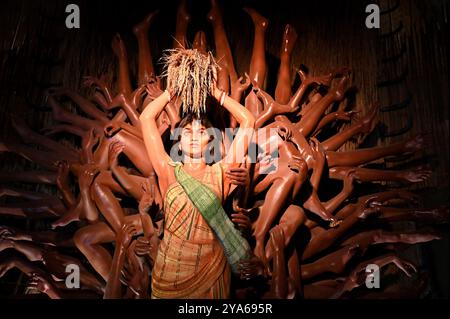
[179,120,210,159]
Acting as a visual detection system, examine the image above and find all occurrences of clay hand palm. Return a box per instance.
[310,137,325,169]
[0,226,16,240]
[28,273,54,294]
[108,141,125,168]
[55,160,71,186]
[82,128,100,151]
[225,167,250,187]
[117,223,137,248]
[139,176,162,214]
[231,205,254,235]
[231,73,251,95]
[78,164,99,187]
[238,255,266,280]
[121,248,149,297]
[144,78,163,101]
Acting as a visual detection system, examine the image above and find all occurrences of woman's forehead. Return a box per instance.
[183,120,206,130]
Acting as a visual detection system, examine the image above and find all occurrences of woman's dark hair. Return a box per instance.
[177,113,213,130]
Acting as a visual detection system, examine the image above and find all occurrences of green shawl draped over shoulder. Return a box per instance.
[172,162,251,275]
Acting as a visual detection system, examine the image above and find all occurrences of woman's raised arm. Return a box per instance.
[139,90,173,188]
[213,85,255,199]
[216,87,256,170]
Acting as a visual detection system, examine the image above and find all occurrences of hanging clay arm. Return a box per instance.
[0,254,46,279]
[242,7,269,117]
[230,74,251,103]
[274,25,298,104]
[133,11,158,85]
[9,241,104,295]
[122,244,151,299]
[46,87,109,124]
[82,76,114,111]
[339,229,441,254]
[330,253,418,299]
[11,116,79,159]
[81,128,101,164]
[308,138,326,191]
[173,0,190,49]
[307,189,424,231]
[321,170,356,214]
[302,244,360,280]
[0,206,60,219]
[138,176,161,241]
[40,123,86,138]
[228,165,254,237]
[46,94,104,134]
[297,71,351,137]
[208,0,238,93]
[27,273,68,299]
[329,165,432,184]
[368,206,449,224]
[253,86,300,129]
[105,84,147,129]
[108,141,144,199]
[83,75,129,125]
[263,120,315,169]
[297,67,348,117]
[0,239,44,262]
[244,7,268,89]
[357,189,422,208]
[289,68,335,114]
[104,121,143,140]
[54,160,77,207]
[78,164,100,224]
[0,169,57,185]
[321,103,379,152]
[325,134,428,168]
[265,226,289,298]
[311,110,359,136]
[303,166,355,228]
[108,33,135,124]
[302,202,378,260]
[111,130,155,177]
[0,186,58,202]
[0,225,74,247]
[112,33,133,96]
[0,254,66,299]
[104,223,137,299]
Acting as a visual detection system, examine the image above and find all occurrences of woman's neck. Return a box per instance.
[182,155,207,172]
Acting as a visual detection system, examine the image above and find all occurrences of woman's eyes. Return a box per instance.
[182,129,208,136]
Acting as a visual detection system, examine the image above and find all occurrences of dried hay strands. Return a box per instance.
[161,48,218,116]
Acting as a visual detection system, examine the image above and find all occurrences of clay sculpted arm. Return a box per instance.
[55,161,77,207]
[104,223,137,299]
[108,141,142,199]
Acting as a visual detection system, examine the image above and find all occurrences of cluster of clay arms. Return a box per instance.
[0,0,447,299]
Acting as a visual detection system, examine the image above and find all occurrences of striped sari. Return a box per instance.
[151,162,232,299]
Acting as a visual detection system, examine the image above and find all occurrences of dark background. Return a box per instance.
[0,0,448,297]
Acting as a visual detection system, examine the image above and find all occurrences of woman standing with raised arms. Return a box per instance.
[139,49,256,298]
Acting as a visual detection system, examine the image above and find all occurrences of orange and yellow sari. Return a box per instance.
[151,162,231,299]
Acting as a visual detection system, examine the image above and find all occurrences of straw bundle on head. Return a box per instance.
[161,48,218,116]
